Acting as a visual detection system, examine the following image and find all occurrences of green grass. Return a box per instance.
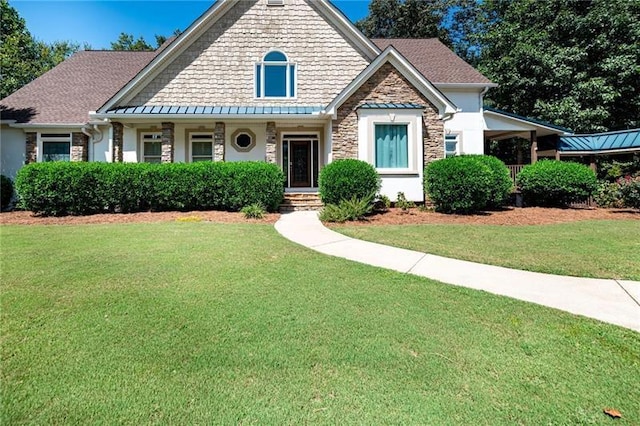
[1,222,639,424]
[336,220,640,280]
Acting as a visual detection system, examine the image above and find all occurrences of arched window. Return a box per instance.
[256,50,296,98]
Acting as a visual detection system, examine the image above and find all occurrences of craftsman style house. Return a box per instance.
[0,0,573,201]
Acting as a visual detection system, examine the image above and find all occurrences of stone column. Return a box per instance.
[214,122,225,161]
[266,121,277,163]
[71,132,89,162]
[161,122,174,163]
[25,132,37,164]
[112,122,124,163]
[530,130,538,164]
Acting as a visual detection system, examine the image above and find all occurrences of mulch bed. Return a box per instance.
[0,210,280,225]
[1,207,638,227]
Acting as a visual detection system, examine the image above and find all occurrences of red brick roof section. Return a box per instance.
[372,38,493,85]
[0,50,158,124]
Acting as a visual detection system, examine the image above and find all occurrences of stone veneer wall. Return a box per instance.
[266,122,276,163]
[127,0,370,107]
[214,122,225,161]
[25,132,37,164]
[332,62,445,165]
[112,122,124,163]
[161,122,175,163]
[71,132,89,162]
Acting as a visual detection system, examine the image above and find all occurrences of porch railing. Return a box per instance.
[506,164,526,186]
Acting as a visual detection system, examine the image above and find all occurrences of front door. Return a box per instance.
[282,134,319,188]
[290,141,311,187]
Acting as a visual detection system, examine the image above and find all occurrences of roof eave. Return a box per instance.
[483,108,572,134]
[91,112,329,121]
[434,82,498,89]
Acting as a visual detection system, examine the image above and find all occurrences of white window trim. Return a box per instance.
[445,132,462,158]
[38,132,72,162]
[255,50,297,100]
[357,110,422,175]
[140,131,162,163]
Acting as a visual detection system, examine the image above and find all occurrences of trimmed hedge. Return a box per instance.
[424,155,512,214]
[318,159,380,205]
[1,174,14,210]
[15,161,285,216]
[516,160,597,207]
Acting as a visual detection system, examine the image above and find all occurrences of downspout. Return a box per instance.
[81,123,105,162]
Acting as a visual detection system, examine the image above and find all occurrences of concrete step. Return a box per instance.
[280,193,323,212]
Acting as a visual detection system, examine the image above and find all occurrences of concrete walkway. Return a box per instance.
[275,211,640,332]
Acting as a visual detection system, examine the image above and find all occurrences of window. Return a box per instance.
[41,133,71,162]
[190,133,214,162]
[256,51,296,98]
[445,134,459,158]
[231,129,256,152]
[375,124,408,169]
[141,132,162,163]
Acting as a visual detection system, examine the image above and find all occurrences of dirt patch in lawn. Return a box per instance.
[0,210,280,225]
[329,207,640,227]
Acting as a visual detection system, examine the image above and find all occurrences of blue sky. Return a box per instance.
[10,0,373,50]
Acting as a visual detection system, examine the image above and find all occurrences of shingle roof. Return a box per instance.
[0,50,158,124]
[372,38,494,85]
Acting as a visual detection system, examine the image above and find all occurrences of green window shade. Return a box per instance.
[375,124,408,168]
[145,142,162,156]
[42,142,70,162]
[192,142,213,157]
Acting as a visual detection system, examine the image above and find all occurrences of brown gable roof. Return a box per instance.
[372,38,493,85]
[0,50,158,124]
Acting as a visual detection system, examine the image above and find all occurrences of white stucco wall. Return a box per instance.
[0,126,25,179]
[225,123,267,162]
[440,88,485,155]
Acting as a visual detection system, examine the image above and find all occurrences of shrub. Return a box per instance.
[318,159,380,205]
[15,161,285,216]
[619,176,640,209]
[424,156,494,213]
[373,194,391,212]
[593,181,624,208]
[516,160,597,207]
[470,155,513,208]
[1,175,14,210]
[319,195,374,223]
[241,203,266,219]
[395,192,415,212]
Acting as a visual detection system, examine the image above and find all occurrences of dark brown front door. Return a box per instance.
[290,140,311,187]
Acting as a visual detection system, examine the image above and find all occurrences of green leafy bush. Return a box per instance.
[319,196,374,223]
[516,160,597,207]
[424,156,497,213]
[395,192,415,212]
[593,181,624,208]
[373,194,391,212]
[318,159,380,205]
[619,176,640,209]
[1,175,14,210]
[470,155,513,208]
[241,203,266,219]
[15,161,285,216]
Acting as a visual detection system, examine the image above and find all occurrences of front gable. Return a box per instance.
[105,0,378,110]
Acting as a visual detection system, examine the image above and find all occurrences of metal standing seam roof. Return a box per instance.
[359,103,424,109]
[105,105,325,115]
[558,129,640,152]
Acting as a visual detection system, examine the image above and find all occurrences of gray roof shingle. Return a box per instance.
[372,38,493,85]
[0,50,158,124]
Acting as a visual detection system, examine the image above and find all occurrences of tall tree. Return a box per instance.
[356,0,451,44]
[110,32,154,51]
[0,0,79,98]
[478,0,640,132]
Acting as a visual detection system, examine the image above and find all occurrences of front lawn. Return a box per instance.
[337,220,640,280]
[1,222,639,424]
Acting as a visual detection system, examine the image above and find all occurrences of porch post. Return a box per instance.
[589,155,597,172]
[112,122,123,163]
[71,132,89,162]
[214,122,225,161]
[516,139,523,164]
[25,132,37,164]
[530,130,538,164]
[266,121,276,163]
[161,122,174,163]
